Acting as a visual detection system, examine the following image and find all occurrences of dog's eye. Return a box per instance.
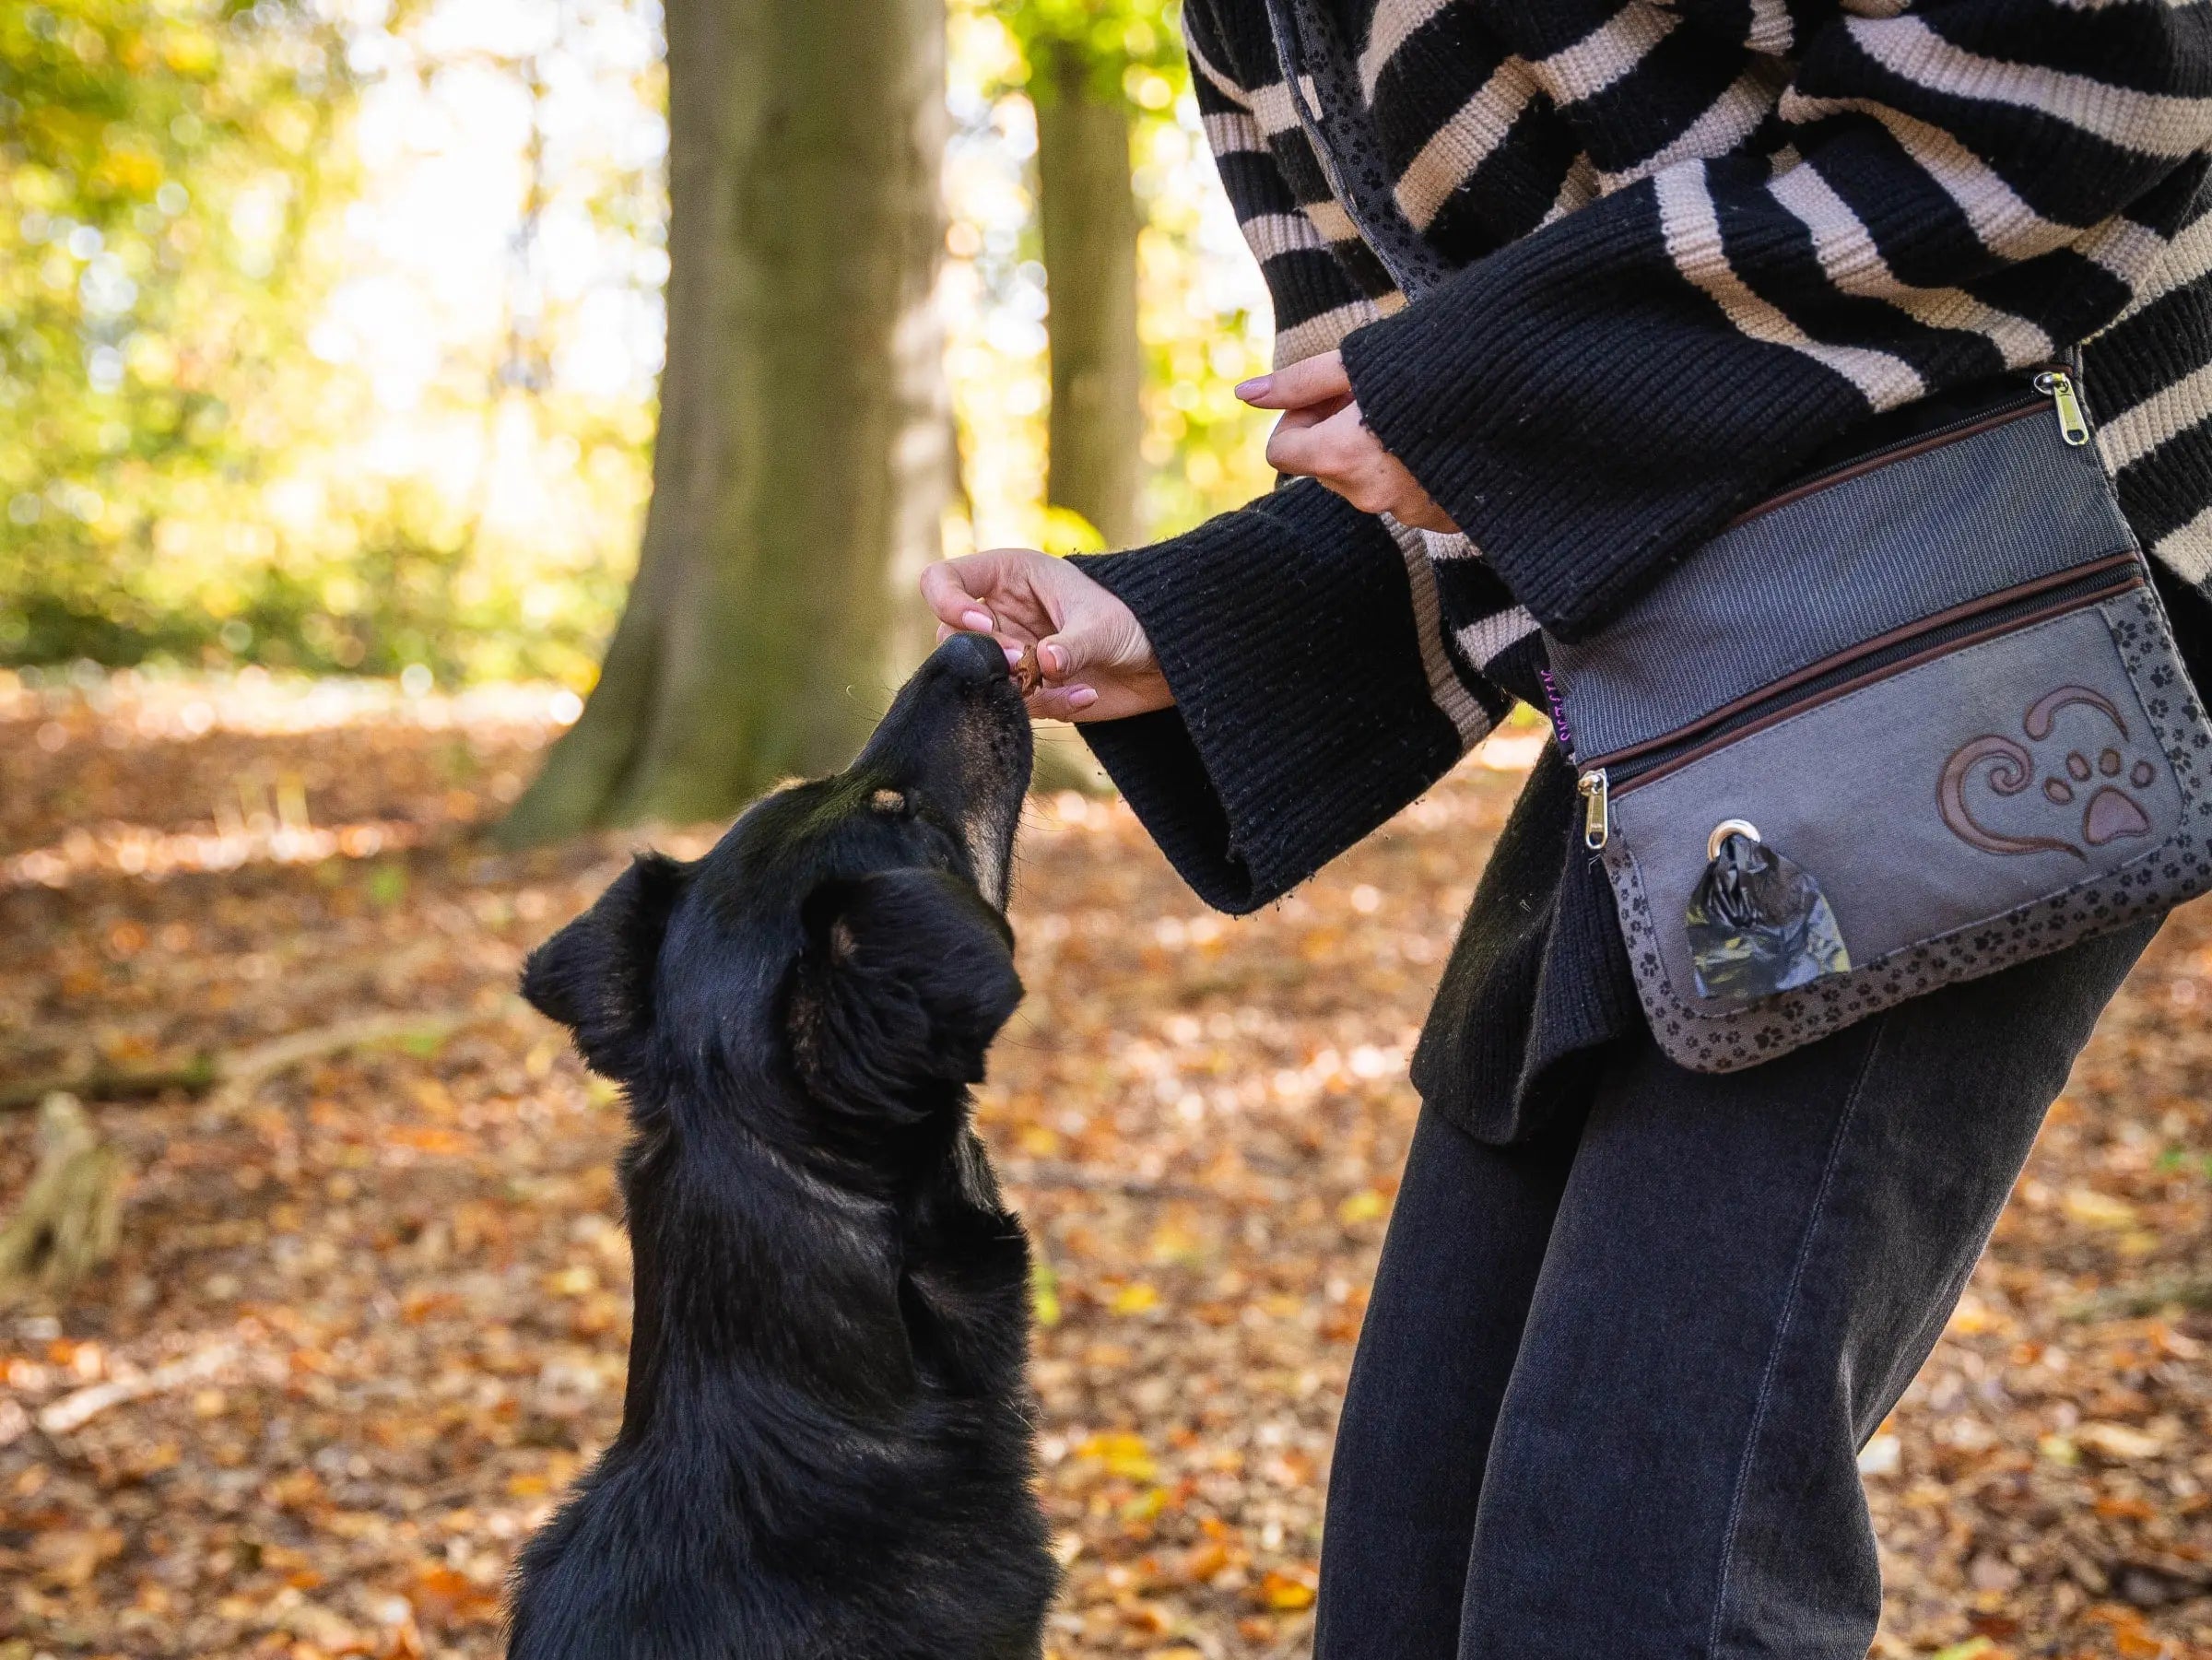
[869,788,907,815]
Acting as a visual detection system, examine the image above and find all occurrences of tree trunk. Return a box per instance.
[1035,45,1145,551]
[502,0,952,840]
[0,1095,124,1303]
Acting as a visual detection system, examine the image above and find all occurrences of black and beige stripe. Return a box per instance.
[1172,0,2212,743]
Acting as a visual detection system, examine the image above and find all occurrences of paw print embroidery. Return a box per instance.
[1939,686,2161,860]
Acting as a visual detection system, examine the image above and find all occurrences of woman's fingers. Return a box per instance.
[1037,589,1154,682]
[918,559,993,633]
[1034,624,1098,683]
[1236,348,1350,410]
[1029,676,1173,723]
[922,547,1173,723]
[1025,684,1100,722]
[1273,394,1352,432]
[919,551,1112,681]
[1265,402,1365,477]
[1265,405,1463,530]
[921,550,1060,643]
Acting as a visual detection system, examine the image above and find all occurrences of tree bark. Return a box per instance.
[502,0,952,840]
[0,1096,123,1302]
[1034,44,1146,552]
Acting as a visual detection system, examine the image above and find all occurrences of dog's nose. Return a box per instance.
[851,624,1028,786]
[931,630,1012,687]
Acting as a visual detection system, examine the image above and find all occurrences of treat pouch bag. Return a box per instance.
[1549,365,2212,1073]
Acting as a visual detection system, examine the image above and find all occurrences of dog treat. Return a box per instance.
[1014,642,1044,697]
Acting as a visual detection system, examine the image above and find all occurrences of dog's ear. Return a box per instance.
[790,866,1022,1113]
[521,852,687,1077]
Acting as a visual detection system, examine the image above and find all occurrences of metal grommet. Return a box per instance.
[1707,818,1761,862]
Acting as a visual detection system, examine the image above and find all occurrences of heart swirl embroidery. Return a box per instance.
[1938,686,2160,860]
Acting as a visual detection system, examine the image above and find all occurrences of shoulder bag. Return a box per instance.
[1547,362,2212,1072]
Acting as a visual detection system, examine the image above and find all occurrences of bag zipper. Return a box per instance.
[2036,368,2090,446]
[1580,767,1609,851]
[1577,365,2101,852]
[1724,364,2087,534]
[1576,557,2144,846]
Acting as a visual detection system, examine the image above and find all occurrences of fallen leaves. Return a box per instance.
[1076,1431,1159,1484]
[1335,1189,1385,1225]
[2066,1188,2145,1230]
[1109,1282,1161,1316]
[28,1525,124,1588]
[408,1564,502,1628]
[0,672,2207,1659]
[2074,1421,2169,1463]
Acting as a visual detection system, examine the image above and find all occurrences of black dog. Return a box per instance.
[508,632,1053,1659]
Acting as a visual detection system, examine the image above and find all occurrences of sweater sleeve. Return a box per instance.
[1341,0,2212,642]
[1180,0,1396,365]
[1054,6,1510,915]
[1068,480,1500,913]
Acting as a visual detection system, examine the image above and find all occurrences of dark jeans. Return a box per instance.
[1313,919,2160,1659]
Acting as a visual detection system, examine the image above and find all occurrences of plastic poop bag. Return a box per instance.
[1684,830,1851,1002]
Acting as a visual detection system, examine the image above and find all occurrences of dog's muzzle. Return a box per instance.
[856,632,1034,906]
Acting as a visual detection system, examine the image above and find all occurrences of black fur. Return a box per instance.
[508,633,1053,1659]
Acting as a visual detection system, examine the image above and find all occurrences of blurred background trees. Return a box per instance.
[501,0,953,836]
[1,0,1282,825]
[1007,0,1183,552]
[0,0,357,667]
[3,0,666,689]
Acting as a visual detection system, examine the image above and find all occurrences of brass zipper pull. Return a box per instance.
[2034,369,2090,447]
[1579,768,1610,850]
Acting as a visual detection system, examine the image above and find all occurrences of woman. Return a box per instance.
[923,1,2212,1652]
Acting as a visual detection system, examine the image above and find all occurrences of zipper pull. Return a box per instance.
[1579,768,1609,851]
[2033,369,2090,447]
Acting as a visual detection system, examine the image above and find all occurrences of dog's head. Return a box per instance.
[521,632,1033,1157]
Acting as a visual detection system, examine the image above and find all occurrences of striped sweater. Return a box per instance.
[1073,0,2212,1120]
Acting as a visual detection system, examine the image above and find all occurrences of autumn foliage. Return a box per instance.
[0,673,2207,1658]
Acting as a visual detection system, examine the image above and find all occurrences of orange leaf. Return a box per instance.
[1181,1541,1230,1583]
[384,1125,469,1155]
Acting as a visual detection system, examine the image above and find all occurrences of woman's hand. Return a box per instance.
[921,549,1173,723]
[1239,350,1459,534]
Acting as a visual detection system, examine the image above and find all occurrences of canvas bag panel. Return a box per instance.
[1550,371,2212,1073]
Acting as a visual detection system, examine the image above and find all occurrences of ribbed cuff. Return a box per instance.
[1068,480,1465,912]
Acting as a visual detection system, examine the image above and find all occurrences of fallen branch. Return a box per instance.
[0,1056,218,1112]
[2,1006,519,1113]
[36,1339,241,1437]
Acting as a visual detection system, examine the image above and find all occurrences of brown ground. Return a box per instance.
[0,670,2206,1660]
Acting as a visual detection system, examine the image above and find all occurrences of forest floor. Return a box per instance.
[0,668,2207,1660]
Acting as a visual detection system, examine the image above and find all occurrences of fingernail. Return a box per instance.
[1235,375,1271,401]
[1002,642,1024,666]
[1041,642,1065,677]
[1066,686,1098,711]
[960,608,994,631]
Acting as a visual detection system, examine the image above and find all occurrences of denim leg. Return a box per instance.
[1313,1106,1580,1660]
[1459,919,2159,1658]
